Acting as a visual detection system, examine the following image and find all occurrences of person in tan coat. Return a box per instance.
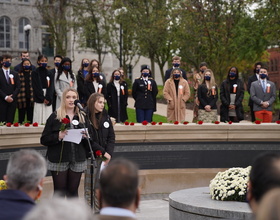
[163,68,190,122]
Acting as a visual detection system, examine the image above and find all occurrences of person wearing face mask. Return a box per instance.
[88,59,107,84]
[164,56,188,82]
[32,54,54,124]
[250,66,276,123]
[13,51,36,73]
[248,62,263,122]
[106,69,128,123]
[49,55,63,112]
[193,62,208,122]
[84,65,107,105]
[197,69,218,122]
[17,58,34,124]
[220,67,244,123]
[132,65,158,123]
[77,58,90,106]
[163,68,190,122]
[0,54,20,123]
[54,57,77,110]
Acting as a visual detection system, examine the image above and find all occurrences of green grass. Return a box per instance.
[126,107,167,123]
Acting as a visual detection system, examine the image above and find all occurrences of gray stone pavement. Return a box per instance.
[136,194,169,220]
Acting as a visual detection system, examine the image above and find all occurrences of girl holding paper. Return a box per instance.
[163,68,190,122]
[220,67,244,122]
[106,69,128,123]
[41,88,88,198]
[84,65,106,105]
[197,69,218,122]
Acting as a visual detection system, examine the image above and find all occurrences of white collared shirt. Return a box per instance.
[100,207,136,218]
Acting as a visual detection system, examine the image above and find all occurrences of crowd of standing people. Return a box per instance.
[0,52,278,125]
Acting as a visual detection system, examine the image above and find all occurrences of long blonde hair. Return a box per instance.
[202,69,217,96]
[56,88,84,123]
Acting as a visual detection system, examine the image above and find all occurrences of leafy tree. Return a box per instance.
[35,0,71,56]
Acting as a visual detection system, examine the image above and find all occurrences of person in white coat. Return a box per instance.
[54,57,77,110]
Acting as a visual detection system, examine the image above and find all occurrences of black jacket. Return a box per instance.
[106,81,128,123]
[41,112,88,163]
[220,79,244,122]
[132,77,158,111]
[32,67,54,105]
[86,109,115,157]
[84,80,107,104]
[0,69,20,101]
[197,84,218,109]
[76,70,86,104]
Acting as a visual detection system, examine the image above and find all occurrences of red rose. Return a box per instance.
[61,118,70,124]
[124,121,129,125]
[151,121,157,125]
[6,123,12,127]
[276,120,280,124]
[174,121,179,125]
[142,120,148,125]
[255,120,261,124]
[95,150,102,157]
[13,122,19,127]
[158,122,163,125]
[214,121,220,124]
[198,121,203,125]
[24,123,30,127]
[130,122,135,126]
[33,122,38,127]
[183,121,189,125]
[228,121,233,124]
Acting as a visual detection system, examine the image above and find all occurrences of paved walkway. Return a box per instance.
[128,97,194,122]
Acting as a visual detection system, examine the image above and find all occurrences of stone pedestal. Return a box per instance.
[169,187,253,220]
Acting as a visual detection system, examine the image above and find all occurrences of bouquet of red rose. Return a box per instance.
[60,118,70,131]
[95,150,107,161]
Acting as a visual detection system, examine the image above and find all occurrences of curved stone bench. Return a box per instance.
[169,187,253,220]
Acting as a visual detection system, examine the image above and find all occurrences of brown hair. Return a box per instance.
[85,65,101,83]
[109,70,124,83]
[87,93,104,129]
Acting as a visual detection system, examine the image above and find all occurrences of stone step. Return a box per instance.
[41,168,226,199]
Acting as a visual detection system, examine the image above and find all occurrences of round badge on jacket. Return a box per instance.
[103,121,109,128]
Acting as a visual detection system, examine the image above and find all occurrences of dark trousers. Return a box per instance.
[249,104,256,122]
[0,99,17,123]
[18,99,33,123]
[136,108,153,123]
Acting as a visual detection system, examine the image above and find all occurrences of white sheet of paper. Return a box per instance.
[99,161,107,178]
[63,128,87,144]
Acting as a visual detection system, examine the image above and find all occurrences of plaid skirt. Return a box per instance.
[47,160,87,173]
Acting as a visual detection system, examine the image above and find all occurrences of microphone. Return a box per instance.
[74,100,85,112]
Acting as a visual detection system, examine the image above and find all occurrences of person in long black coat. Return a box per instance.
[106,69,128,123]
[132,65,158,123]
[83,65,106,105]
[84,93,115,211]
[76,58,90,106]
[220,67,244,122]
[0,54,20,123]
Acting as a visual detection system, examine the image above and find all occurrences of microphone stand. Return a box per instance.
[79,109,96,209]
